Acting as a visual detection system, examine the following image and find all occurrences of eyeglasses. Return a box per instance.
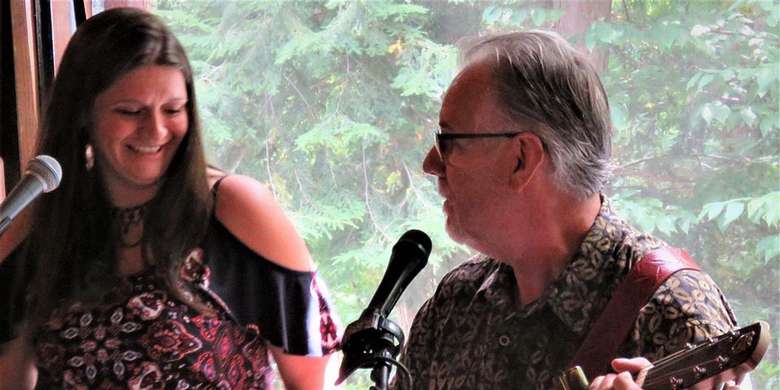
[433,130,522,161]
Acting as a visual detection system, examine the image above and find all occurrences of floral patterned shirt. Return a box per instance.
[393,198,737,390]
[34,262,272,389]
[0,217,340,390]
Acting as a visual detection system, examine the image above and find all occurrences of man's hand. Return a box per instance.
[589,358,650,390]
[588,357,746,390]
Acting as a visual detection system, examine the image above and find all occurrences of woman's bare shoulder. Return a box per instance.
[211,175,314,272]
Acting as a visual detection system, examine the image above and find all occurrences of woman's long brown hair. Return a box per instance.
[16,7,213,338]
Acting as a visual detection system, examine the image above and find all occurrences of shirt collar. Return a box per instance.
[477,197,638,335]
[545,197,631,335]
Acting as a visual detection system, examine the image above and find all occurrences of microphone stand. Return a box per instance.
[370,357,390,390]
[368,316,403,390]
[337,230,431,389]
[0,218,10,236]
[337,311,406,390]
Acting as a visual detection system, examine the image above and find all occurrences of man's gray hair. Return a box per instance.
[463,31,612,198]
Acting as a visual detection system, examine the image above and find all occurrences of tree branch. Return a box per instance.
[622,0,631,22]
[362,145,391,243]
[265,137,276,196]
[283,73,312,111]
[615,152,775,172]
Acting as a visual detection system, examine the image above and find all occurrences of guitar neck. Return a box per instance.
[557,321,771,390]
[640,322,769,389]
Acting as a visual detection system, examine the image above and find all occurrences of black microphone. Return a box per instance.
[337,229,432,386]
[365,229,432,318]
[0,155,62,235]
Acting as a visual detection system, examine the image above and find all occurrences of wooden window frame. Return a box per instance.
[1,0,93,199]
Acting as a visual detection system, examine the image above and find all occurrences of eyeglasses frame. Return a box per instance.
[433,130,523,161]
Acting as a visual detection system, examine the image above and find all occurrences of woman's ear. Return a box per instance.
[509,132,545,192]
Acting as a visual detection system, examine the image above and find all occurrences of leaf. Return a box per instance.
[677,211,697,234]
[483,5,501,25]
[700,104,714,125]
[545,9,565,23]
[756,65,777,98]
[691,24,710,37]
[699,201,726,221]
[585,21,623,49]
[756,235,780,263]
[746,192,780,227]
[712,102,732,125]
[740,107,757,126]
[687,72,702,90]
[530,9,545,26]
[698,74,715,90]
[765,1,780,27]
[736,67,756,82]
[509,9,529,26]
[717,201,744,231]
[759,113,777,136]
[611,104,628,130]
[654,23,687,49]
[764,201,780,227]
[747,196,768,222]
[656,216,677,235]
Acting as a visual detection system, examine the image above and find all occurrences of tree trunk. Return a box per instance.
[104,0,152,11]
[551,0,612,72]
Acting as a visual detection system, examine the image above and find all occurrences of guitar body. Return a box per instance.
[557,321,771,390]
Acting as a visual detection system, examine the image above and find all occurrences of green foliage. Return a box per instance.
[155,0,779,387]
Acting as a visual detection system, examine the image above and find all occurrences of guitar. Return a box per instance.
[557,321,771,390]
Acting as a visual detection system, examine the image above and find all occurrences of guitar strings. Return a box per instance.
[641,356,733,388]
[643,342,716,377]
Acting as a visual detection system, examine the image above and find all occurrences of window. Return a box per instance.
[6,1,778,388]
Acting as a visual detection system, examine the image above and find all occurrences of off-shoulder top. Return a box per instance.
[0,180,340,389]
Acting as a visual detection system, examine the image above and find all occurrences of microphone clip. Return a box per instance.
[336,309,405,389]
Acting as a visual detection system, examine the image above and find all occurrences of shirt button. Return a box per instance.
[498,335,511,347]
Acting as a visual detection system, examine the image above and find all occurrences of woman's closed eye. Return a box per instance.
[114,107,143,116]
[163,105,186,116]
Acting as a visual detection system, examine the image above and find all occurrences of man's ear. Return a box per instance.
[509,132,545,192]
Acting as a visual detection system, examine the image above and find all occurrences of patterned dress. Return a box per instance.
[1,218,340,389]
[392,198,737,390]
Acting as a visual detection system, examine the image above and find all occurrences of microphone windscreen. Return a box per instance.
[28,155,62,193]
[398,229,432,256]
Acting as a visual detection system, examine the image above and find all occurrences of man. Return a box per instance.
[392,31,738,390]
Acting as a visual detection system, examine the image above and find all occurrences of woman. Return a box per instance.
[0,8,339,389]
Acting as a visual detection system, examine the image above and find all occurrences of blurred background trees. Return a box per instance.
[152,0,778,387]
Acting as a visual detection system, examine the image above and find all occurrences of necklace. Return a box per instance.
[111,203,147,248]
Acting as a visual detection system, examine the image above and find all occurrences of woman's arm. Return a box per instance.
[0,207,32,263]
[0,204,35,390]
[0,337,37,390]
[270,346,333,390]
[213,175,336,388]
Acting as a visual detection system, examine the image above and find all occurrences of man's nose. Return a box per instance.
[422,146,445,177]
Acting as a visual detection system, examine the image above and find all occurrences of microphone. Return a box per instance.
[0,155,62,235]
[337,229,432,386]
[365,229,432,318]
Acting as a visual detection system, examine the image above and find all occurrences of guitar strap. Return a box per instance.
[570,246,701,379]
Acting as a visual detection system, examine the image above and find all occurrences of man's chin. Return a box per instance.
[445,222,468,245]
[446,221,489,256]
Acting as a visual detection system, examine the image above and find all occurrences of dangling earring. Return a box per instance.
[85,143,95,171]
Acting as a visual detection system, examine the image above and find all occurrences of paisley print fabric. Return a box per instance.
[31,241,340,389]
[34,254,273,389]
[393,198,737,390]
